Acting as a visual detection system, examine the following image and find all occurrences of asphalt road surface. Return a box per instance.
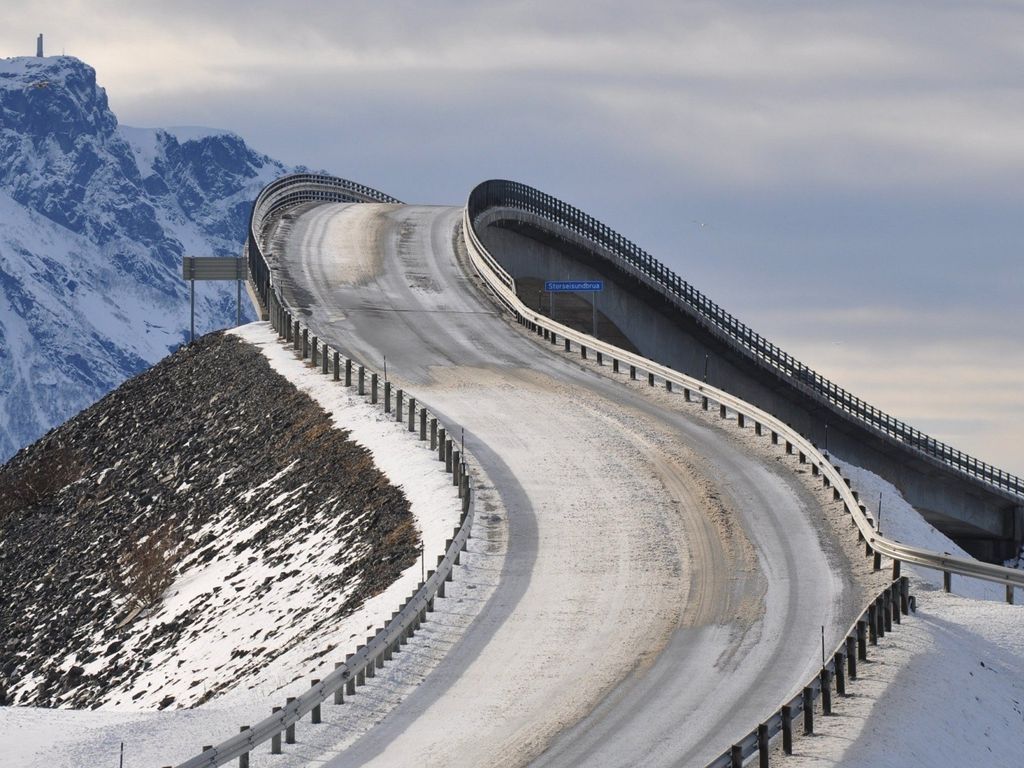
[266,202,860,768]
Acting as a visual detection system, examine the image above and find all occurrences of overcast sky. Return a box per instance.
[4,1,1023,474]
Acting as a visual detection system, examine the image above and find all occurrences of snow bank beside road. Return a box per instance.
[838,460,1012,601]
[783,460,1023,768]
[228,321,460,625]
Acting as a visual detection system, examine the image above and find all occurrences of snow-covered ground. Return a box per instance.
[782,460,1023,768]
[0,323,463,768]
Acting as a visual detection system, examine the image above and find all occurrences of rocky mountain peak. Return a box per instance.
[0,53,294,463]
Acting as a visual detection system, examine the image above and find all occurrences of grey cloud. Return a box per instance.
[3,0,1023,472]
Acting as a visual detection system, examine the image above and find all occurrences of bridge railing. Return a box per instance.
[247,173,402,314]
[467,180,1024,501]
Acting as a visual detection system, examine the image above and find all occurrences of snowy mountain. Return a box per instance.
[0,54,291,461]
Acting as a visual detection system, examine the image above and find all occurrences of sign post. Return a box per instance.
[543,280,604,337]
[181,256,246,343]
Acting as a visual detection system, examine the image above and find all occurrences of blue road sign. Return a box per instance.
[545,280,604,292]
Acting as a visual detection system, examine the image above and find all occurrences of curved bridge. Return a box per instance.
[230,173,1022,767]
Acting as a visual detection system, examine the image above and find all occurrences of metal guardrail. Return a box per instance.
[467,180,1024,501]
[705,577,913,768]
[463,204,1024,596]
[173,175,475,768]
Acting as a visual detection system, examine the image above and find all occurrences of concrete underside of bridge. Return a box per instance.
[480,219,1023,563]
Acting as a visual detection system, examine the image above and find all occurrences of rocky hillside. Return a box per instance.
[0,333,419,710]
[0,54,293,462]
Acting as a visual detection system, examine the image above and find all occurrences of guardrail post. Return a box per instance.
[720,404,728,419]
[581,345,587,359]
[857,619,868,659]
[758,722,769,768]
[702,396,709,411]
[943,570,952,592]
[384,381,391,412]
[630,365,636,379]
[875,596,886,639]
[798,451,806,463]
[892,559,901,580]
[785,440,793,454]
[452,450,461,486]
[834,651,846,695]
[271,707,282,753]
[371,373,378,404]
[302,329,309,359]
[408,397,416,431]
[333,351,340,381]
[396,389,404,421]
[431,418,438,450]
[345,654,356,695]
[821,668,832,715]
[311,335,317,366]
[1007,585,1015,605]
[446,439,453,472]
[285,697,296,743]
[596,351,603,365]
[334,662,344,704]
[900,576,910,615]
[236,726,251,768]
[648,372,655,387]
[890,583,901,625]
[738,413,745,428]
[420,408,427,440]
[755,421,762,436]
[365,642,376,677]
[730,744,743,768]
[802,687,814,734]
[846,636,857,679]
[613,359,619,373]
[565,338,571,352]
[781,704,793,754]
[293,320,299,349]
[683,386,690,401]
[873,550,882,571]
[322,343,329,374]
[868,604,878,645]
[345,358,352,386]
[438,428,446,461]
[358,365,365,395]
[311,680,322,723]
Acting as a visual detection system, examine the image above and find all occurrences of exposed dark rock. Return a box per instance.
[0,332,419,709]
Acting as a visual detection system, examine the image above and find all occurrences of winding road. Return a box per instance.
[265,202,862,767]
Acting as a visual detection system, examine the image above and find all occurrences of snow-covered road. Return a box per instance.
[266,203,863,767]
